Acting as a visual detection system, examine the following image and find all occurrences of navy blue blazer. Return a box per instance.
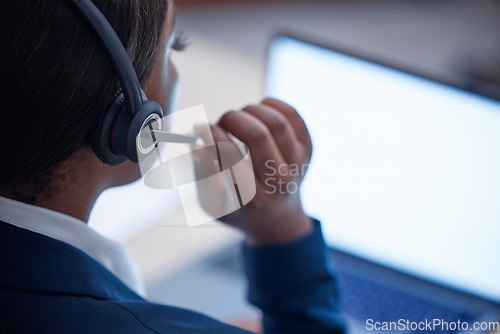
[0,220,344,333]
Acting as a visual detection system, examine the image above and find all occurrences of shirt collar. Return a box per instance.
[0,196,146,297]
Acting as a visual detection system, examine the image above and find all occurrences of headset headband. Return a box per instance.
[67,0,198,165]
[67,0,143,116]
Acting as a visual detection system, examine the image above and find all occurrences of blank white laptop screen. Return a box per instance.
[266,35,500,303]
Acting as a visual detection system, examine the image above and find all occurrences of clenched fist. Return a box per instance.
[193,98,314,247]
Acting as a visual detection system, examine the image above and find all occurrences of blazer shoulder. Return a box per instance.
[0,285,252,334]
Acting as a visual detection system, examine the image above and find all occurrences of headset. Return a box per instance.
[67,0,197,166]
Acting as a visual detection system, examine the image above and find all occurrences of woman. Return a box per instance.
[0,0,344,333]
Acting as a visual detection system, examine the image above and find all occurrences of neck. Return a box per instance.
[0,177,105,223]
[0,147,141,223]
[0,148,110,223]
[36,186,103,223]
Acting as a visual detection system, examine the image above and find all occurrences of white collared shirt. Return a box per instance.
[0,196,147,297]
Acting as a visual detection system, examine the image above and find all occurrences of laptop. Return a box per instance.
[147,34,500,333]
[264,34,500,333]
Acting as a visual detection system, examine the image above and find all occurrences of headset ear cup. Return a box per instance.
[90,91,128,166]
[121,100,164,163]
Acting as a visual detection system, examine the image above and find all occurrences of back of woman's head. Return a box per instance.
[0,0,167,201]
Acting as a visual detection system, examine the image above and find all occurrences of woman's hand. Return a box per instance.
[193,98,313,247]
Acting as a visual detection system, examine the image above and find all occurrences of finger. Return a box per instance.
[191,145,220,180]
[218,110,288,183]
[192,125,232,178]
[261,98,312,156]
[191,146,234,218]
[208,124,248,171]
[242,104,300,164]
[193,123,219,146]
[201,125,256,211]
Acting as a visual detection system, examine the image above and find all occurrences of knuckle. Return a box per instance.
[242,104,258,112]
[270,114,287,133]
[248,125,270,145]
[218,110,238,125]
[264,98,297,113]
[262,97,280,106]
